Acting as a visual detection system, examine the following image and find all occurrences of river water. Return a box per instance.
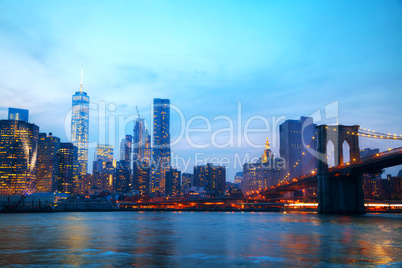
[0,212,401,267]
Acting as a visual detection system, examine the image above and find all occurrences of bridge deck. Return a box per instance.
[261,147,402,196]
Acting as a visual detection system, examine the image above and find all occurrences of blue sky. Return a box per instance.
[0,0,401,179]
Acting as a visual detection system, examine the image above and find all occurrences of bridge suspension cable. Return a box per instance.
[357,128,402,140]
[279,136,317,185]
[326,127,402,140]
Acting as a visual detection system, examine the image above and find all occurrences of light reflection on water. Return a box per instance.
[0,212,401,267]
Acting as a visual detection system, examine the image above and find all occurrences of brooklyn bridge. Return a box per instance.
[261,125,402,214]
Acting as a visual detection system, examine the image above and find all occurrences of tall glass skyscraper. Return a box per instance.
[58,142,79,194]
[8,107,29,122]
[120,135,132,170]
[36,132,60,193]
[0,119,39,195]
[133,116,151,195]
[133,117,151,163]
[151,98,170,195]
[71,66,89,176]
[279,116,317,181]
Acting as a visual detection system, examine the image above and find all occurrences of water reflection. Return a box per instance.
[0,212,400,267]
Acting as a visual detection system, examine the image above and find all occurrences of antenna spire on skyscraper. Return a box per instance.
[80,64,83,93]
[136,105,141,118]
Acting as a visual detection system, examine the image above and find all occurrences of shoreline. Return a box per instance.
[1,208,401,214]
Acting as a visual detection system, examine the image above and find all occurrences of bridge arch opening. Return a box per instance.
[342,140,350,164]
[326,140,335,167]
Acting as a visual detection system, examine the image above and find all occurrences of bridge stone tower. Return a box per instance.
[317,125,365,214]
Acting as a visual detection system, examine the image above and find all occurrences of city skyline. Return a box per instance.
[1,2,402,266]
[1,91,400,181]
[0,1,401,180]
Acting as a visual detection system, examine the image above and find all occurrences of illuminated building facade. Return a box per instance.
[242,138,281,196]
[116,160,130,193]
[58,142,79,194]
[36,133,60,193]
[384,175,401,200]
[194,164,226,196]
[94,144,113,172]
[165,168,181,196]
[133,117,151,163]
[0,120,39,195]
[78,173,110,196]
[234,172,243,184]
[362,172,382,200]
[97,144,113,162]
[360,148,382,200]
[133,116,151,196]
[362,173,401,201]
[117,135,132,193]
[133,160,151,195]
[151,98,170,195]
[8,107,29,122]
[242,162,281,195]
[181,173,193,191]
[71,68,89,176]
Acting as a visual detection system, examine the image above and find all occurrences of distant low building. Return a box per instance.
[363,173,401,200]
[360,148,384,200]
[184,186,205,198]
[0,192,70,211]
[360,148,379,158]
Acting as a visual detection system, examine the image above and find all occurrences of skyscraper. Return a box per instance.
[120,135,132,170]
[133,117,151,163]
[58,142,79,194]
[117,136,132,194]
[165,167,181,197]
[96,144,114,162]
[8,108,29,122]
[279,116,317,181]
[193,163,226,196]
[133,115,151,195]
[181,173,193,191]
[116,160,130,193]
[71,66,89,176]
[133,160,151,196]
[36,133,60,193]
[93,144,114,173]
[151,98,170,195]
[0,119,39,195]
